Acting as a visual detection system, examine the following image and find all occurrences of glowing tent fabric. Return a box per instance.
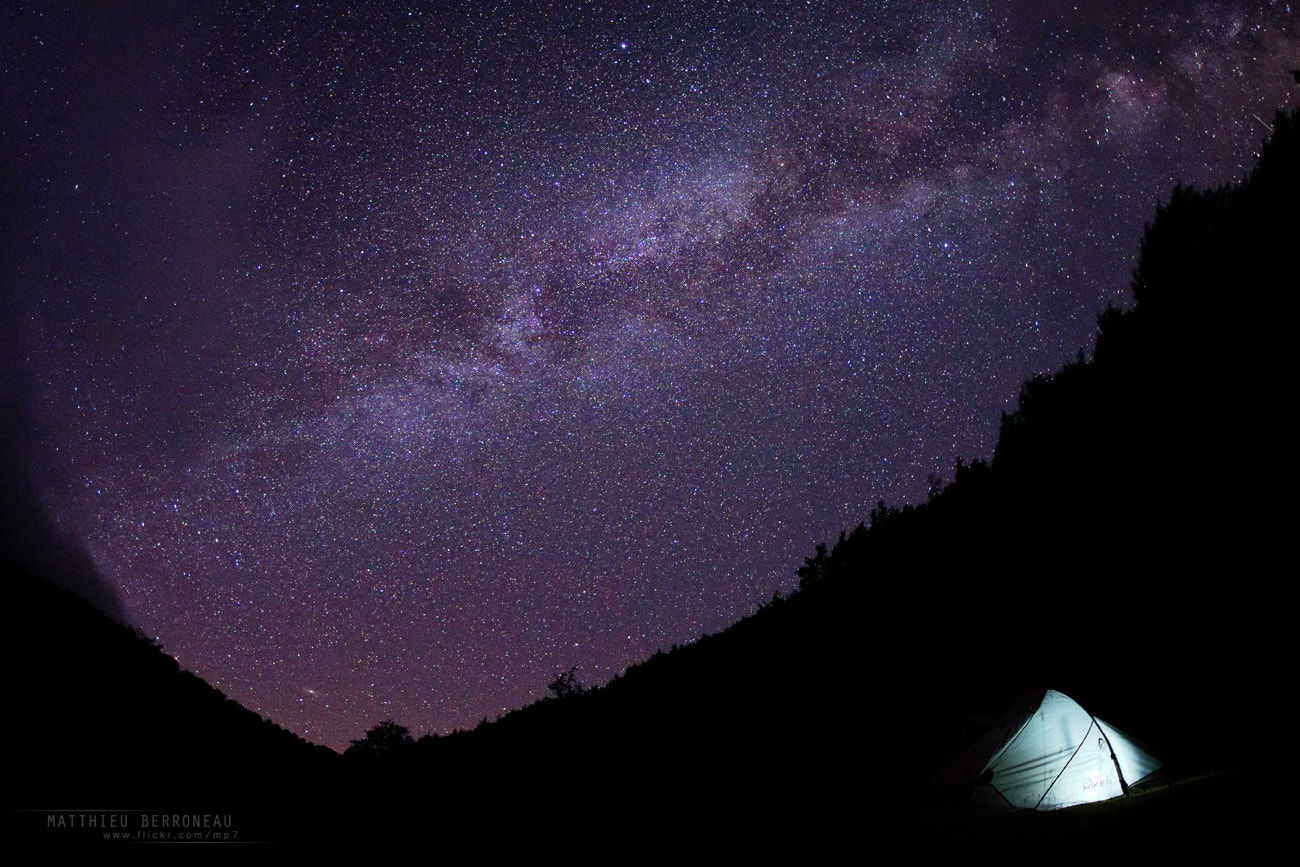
[974,690,1162,811]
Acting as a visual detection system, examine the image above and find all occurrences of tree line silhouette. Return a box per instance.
[335,98,1298,840]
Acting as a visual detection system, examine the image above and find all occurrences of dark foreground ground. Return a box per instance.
[11,760,1282,856]
[912,763,1283,859]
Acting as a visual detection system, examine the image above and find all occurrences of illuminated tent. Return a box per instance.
[963,689,1162,811]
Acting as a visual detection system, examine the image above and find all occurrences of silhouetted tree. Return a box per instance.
[346,719,415,757]
[547,667,587,700]
[796,543,828,590]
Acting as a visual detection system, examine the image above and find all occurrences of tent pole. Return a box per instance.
[1092,715,1131,796]
[1034,718,1095,810]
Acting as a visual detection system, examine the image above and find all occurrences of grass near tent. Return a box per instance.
[916,764,1280,856]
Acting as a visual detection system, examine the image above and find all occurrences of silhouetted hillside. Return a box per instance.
[3,565,338,843]
[339,103,1298,848]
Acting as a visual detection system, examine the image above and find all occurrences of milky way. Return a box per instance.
[4,1,1297,749]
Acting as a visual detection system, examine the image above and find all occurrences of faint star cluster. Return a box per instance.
[3,1,1296,749]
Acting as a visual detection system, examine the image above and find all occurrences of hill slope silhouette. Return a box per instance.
[3,567,338,842]
[328,101,1299,850]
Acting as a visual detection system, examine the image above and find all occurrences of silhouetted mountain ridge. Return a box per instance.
[372,103,1297,838]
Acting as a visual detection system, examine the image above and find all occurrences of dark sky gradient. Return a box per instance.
[4,1,1296,750]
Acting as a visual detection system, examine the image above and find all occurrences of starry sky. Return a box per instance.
[3,1,1296,750]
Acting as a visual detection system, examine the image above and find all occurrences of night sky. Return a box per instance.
[3,1,1296,751]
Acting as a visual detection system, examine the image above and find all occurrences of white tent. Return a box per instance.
[965,689,1162,811]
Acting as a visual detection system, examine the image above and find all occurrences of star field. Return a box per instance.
[3,1,1297,749]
